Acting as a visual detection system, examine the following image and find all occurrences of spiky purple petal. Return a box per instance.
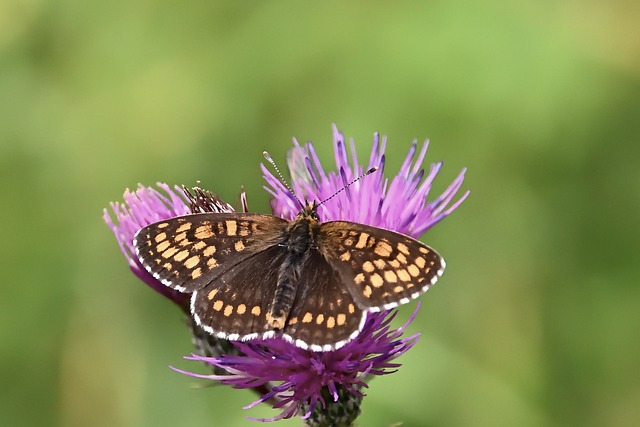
[104,183,192,305]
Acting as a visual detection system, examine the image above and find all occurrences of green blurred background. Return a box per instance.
[2,1,639,426]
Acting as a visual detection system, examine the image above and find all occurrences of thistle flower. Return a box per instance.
[264,124,467,236]
[104,184,245,372]
[174,305,420,423]
[104,125,468,425]
[104,183,194,307]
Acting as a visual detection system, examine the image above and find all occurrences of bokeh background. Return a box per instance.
[2,1,639,426]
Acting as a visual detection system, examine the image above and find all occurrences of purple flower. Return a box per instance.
[104,125,468,425]
[264,125,468,236]
[174,306,421,423]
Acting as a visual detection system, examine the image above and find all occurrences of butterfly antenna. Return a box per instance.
[263,151,304,208]
[317,166,379,208]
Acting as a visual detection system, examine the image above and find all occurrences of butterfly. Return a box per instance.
[134,159,445,352]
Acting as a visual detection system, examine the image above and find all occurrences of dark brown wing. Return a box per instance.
[317,221,445,311]
[190,245,288,341]
[133,213,287,293]
[191,246,364,351]
[281,251,364,351]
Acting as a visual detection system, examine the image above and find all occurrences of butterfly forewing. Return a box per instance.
[133,213,287,293]
[281,251,364,351]
[318,221,445,311]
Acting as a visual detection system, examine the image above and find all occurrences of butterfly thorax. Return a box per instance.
[267,203,321,329]
[287,203,320,252]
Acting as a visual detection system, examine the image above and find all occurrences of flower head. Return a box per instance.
[183,126,467,423]
[263,125,467,236]
[175,306,420,423]
[104,125,468,425]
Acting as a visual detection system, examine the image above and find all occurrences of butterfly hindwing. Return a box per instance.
[191,246,364,351]
[133,213,287,293]
[191,245,288,340]
[318,221,445,311]
[281,250,364,351]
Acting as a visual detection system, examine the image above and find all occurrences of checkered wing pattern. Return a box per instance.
[318,221,445,311]
[133,213,287,293]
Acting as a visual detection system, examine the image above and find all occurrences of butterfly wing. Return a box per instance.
[280,251,364,351]
[318,221,445,311]
[133,213,287,293]
[190,245,289,341]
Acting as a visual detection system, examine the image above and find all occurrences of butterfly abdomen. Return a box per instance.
[267,217,317,329]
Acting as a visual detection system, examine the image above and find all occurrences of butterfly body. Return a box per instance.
[267,205,320,329]
[134,202,445,351]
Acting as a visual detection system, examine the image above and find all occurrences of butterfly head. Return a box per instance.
[295,201,320,223]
